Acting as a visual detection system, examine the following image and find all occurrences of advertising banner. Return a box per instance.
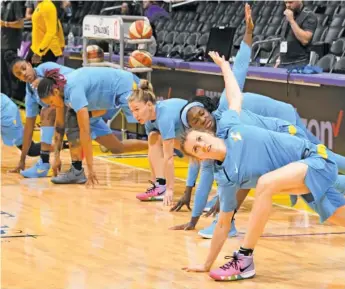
[152,70,345,155]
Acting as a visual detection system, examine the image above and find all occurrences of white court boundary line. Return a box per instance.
[95,156,319,217]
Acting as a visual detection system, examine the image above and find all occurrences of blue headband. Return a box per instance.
[181,102,204,128]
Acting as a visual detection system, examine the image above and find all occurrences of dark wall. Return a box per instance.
[151,69,345,155]
[62,57,345,155]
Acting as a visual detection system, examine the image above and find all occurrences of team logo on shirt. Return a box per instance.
[230,132,242,142]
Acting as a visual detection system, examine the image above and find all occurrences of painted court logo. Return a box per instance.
[1,211,39,242]
[301,110,343,150]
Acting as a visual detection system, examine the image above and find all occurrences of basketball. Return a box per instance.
[129,20,152,39]
[86,45,104,63]
[129,50,152,68]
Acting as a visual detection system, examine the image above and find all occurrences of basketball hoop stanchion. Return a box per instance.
[82,15,154,141]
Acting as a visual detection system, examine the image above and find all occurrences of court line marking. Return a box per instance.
[0,234,41,239]
[260,231,345,238]
[95,156,319,217]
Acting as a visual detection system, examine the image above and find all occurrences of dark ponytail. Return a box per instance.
[37,68,66,99]
[9,56,25,75]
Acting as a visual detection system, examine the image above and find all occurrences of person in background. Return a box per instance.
[1,93,41,156]
[121,2,133,15]
[27,0,64,66]
[143,1,170,23]
[0,0,24,98]
[25,0,38,20]
[275,0,317,69]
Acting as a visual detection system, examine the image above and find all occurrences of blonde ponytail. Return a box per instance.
[129,79,156,104]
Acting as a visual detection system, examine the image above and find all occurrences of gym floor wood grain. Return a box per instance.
[1,144,345,289]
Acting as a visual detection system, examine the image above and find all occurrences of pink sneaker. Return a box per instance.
[209,252,255,281]
[136,181,166,201]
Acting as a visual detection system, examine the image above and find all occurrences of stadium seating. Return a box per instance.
[19,1,345,74]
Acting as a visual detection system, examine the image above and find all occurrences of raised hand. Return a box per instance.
[208,51,227,68]
[245,3,254,32]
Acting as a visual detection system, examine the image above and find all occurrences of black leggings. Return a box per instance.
[17,141,41,157]
[17,140,69,156]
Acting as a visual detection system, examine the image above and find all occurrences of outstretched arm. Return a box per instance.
[215,4,253,117]
[183,185,239,272]
[209,52,243,115]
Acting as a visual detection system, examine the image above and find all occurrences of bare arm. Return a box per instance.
[53,107,65,158]
[90,110,107,118]
[162,139,175,206]
[25,7,33,20]
[243,3,254,47]
[204,211,234,270]
[209,52,243,114]
[77,108,98,186]
[9,116,36,172]
[1,19,24,29]
[289,19,313,46]
[77,108,92,170]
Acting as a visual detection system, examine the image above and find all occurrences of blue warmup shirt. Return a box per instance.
[63,67,136,112]
[215,110,308,212]
[145,98,188,140]
[25,62,74,118]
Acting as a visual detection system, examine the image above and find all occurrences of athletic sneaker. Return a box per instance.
[51,166,87,184]
[20,158,51,178]
[198,218,238,239]
[209,251,255,281]
[203,195,218,212]
[136,181,166,201]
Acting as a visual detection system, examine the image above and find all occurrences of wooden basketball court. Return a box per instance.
[1,144,345,289]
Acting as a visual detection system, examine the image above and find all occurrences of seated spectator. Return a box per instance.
[143,0,170,23]
[275,0,317,69]
[121,2,133,15]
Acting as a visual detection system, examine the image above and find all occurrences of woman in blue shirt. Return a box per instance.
[10,58,73,178]
[36,66,148,186]
[180,52,345,281]
[173,62,345,236]
[128,80,187,206]
[1,93,40,156]
[129,3,255,206]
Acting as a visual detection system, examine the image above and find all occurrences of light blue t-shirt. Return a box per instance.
[217,108,306,139]
[214,92,297,125]
[1,93,18,125]
[145,98,187,140]
[25,62,74,118]
[215,110,308,212]
[64,67,136,112]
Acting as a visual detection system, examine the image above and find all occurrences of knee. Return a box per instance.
[256,175,277,197]
[40,107,56,126]
[148,131,162,146]
[66,128,80,144]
